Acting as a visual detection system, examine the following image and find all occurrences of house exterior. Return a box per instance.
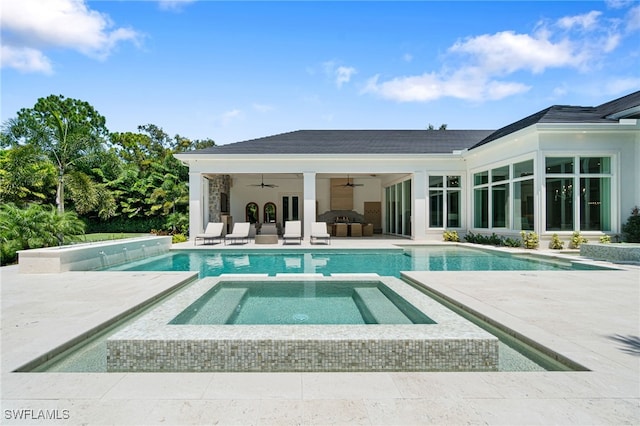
[175,91,640,243]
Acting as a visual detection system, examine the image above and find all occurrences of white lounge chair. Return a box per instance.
[310,222,331,245]
[282,220,302,244]
[194,222,224,245]
[224,222,250,245]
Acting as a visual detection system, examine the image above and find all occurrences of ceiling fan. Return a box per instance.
[248,174,278,188]
[335,175,364,187]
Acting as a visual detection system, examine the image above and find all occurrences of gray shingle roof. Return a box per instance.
[180,130,495,155]
[180,92,639,157]
[471,91,640,149]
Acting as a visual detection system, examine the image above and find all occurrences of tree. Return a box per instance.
[1,95,110,214]
[427,123,448,130]
[108,125,214,227]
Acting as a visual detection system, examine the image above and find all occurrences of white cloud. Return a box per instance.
[158,0,196,12]
[252,103,274,113]
[217,109,243,126]
[557,11,602,31]
[606,0,635,9]
[363,7,636,104]
[363,69,530,103]
[602,77,640,94]
[626,5,640,32]
[335,66,357,88]
[322,60,357,88]
[449,30,586,74]
[403,53,413,62]
[0,0,141,73]
[0,45,53,74]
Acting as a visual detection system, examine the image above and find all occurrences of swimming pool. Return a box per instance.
[169,280,436,325]
[110,245,600,277]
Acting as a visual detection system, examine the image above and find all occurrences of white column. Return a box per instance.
[412,171,427,240]
[188,172,203,241]
[303,172,317,241]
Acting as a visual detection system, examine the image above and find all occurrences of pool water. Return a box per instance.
[111,246,589,277]
[169,280,436,325]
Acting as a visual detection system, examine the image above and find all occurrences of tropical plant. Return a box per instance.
[443,230,460,242]
[0,203,85,265]
[599,235,611,244]
[549,233,564,250]
[0,145,56,205]
[569,231,588,249]
[621,206,640,243]
[520,231,539,249]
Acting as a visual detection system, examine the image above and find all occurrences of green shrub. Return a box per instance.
[621,206,640,243]
[487,233,503,245]
[85,216,166,233]
[503,237,522,247]
[549,233,564,250]
[171,233,188,244]
[464,231,478,243]
[443,230,460,242]
[599,235,611,244]
[464,232,504,246]
[520,231,539,249]
[569,231,588,249]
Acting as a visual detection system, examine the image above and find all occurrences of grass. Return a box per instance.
[75,233,150,243]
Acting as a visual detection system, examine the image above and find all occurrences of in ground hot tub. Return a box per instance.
[107,275,498,372]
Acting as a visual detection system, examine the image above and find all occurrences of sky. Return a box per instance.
[1,1,639,145]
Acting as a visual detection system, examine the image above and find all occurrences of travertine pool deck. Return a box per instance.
[1,239,639,425]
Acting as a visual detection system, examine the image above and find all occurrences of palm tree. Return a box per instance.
[1,95,110,214]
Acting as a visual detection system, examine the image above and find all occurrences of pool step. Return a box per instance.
[182,287,248,324]
[353,287,412,324]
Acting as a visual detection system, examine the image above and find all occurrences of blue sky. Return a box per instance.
[2,1,639,145]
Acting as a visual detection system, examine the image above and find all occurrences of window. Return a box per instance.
[545,156,611,232]
[385,179,411,236]
[513,160,534,230]
[473,159,534,230]
[429,175,461,228]
[263,202,276,223]
[245,202,258,224]
[282,196,300,222]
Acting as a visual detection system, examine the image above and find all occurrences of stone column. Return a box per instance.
[208,175,231,222]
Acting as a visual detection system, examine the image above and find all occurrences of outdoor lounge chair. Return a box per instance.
[310,222,331,245]
[224,222,250,245]
[282,220,302,244]
[194,222,224,245]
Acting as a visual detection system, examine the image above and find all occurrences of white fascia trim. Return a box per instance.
[536,122,640,132]
[174,152,462,162]
[607,105,640,120]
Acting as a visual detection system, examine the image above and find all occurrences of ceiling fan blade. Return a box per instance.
[248,174,278,188]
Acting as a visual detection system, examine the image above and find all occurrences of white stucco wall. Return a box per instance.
[178,120,638,241]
